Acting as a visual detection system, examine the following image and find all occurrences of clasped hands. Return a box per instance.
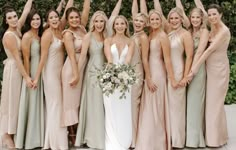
[25,76,39,89]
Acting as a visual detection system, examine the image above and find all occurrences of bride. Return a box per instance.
[104,15,135,150]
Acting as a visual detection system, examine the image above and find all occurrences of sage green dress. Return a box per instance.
[75,33,105,149]
[15,39,44,149]
[186,36,206,148]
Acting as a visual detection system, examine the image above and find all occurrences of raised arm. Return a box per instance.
[192,28,230,74]
[60,0,74,30]
[194,0,207,18]
[63,31,79,87]
[18,0,33,30]
[175,0,190,28]
[132,0,138,18]
[33,31,52,88]
[153,0,169,32]
[80,0,91,27]
[110,0,122,18]
[3,34,33,87]
[140,0,148,15]
[21,33,32,75]
[56,0,66,14]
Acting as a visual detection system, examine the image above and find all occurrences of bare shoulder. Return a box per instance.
[159,31,169,40]
[22,32,33,41]
[105,37,112,44]
[127,37,134,46]
[139,32,149,41]
[42,29,53,39]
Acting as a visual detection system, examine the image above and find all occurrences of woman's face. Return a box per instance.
[68,11,81,28]
[31,14,41,29]
[47,11,60,29]
[149,13,162,30]
[169,12,182,30]
[208,8,222,25]
[94,15,105,33]
[190,11,202,28]
[6,11,18,28]
[114,17,127,34]
[133,15,145,32]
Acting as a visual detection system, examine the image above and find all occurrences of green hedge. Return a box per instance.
[0,0,235,104]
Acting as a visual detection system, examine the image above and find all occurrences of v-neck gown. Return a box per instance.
[104,44,132,150]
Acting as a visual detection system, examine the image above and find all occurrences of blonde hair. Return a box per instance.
[133,12,148,25]
[112,15,130,37]
[89,11,108,38]
[188,8,207,33]
[148,9,163,32]
[167,7,184,23]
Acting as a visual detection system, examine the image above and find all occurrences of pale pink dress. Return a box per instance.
[205,29,230,147]
[0,31,22,135]
[136,36,171,150]
[61,29,86,127]
[43,32,68,150]
[168,29,186,148]
[130,32,144,147]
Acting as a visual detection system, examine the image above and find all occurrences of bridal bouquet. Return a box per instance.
[96,63,138,99]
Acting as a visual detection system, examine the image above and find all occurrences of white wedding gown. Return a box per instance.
[104,44,132,150]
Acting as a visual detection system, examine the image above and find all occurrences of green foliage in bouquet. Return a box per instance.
[96,63,137,99]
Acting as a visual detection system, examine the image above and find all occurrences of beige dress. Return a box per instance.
[168,29,186,148]
[0,31,22,135]
[43,33,68,150]
[205,29,230,147]
[136,37,171,150]
[130,32,144,147]
[61,29,86,127]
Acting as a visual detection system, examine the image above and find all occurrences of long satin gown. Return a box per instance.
[168,29,186,148]
[104,44,132,150]
[205,29,230,147]
[43,33,68,150]
[15,39,44,149]
[0,31,22,135]
[61,29,86,127]
[75,33,105,149]
[130,32,144,147]
[186,35,206,148]
[136,36,171,150]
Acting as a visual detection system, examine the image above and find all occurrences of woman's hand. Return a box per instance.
[25,76,33,89]
[69,75,79,87]
[170,79,179,89]
[146,78,158,93]
[179,77,188,87]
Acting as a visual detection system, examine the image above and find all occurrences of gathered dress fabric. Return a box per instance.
[43,33,68,150]
[136,37,171,150]
[104,44,132,150]
[75,33,105,149]
[168,29,186,148]
[186,36,206,148]
[61,29,86,127]
[130,32,144,147]
[15,39,45,149]
[205,30,230,147]
[0,31,22,135]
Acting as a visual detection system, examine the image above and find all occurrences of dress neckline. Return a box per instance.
[111,43,128,60]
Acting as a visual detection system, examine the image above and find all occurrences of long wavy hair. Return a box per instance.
[0,5,17,51]
[188,8,207,34]
[44,9,60,30]
[112,15,130,37]
[22,9,44,37]
[89,11,108,38]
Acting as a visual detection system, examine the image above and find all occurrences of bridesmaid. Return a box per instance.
[136,9,176,150]
[130,0,147,147]
[61,0,90,145]
[177,0,209,147]
[35,0,73,149]
[188,4,231,147]
[15,9,45,149]
[153,0,193,148]
[75,11,108,149]
[0,0,33,148]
